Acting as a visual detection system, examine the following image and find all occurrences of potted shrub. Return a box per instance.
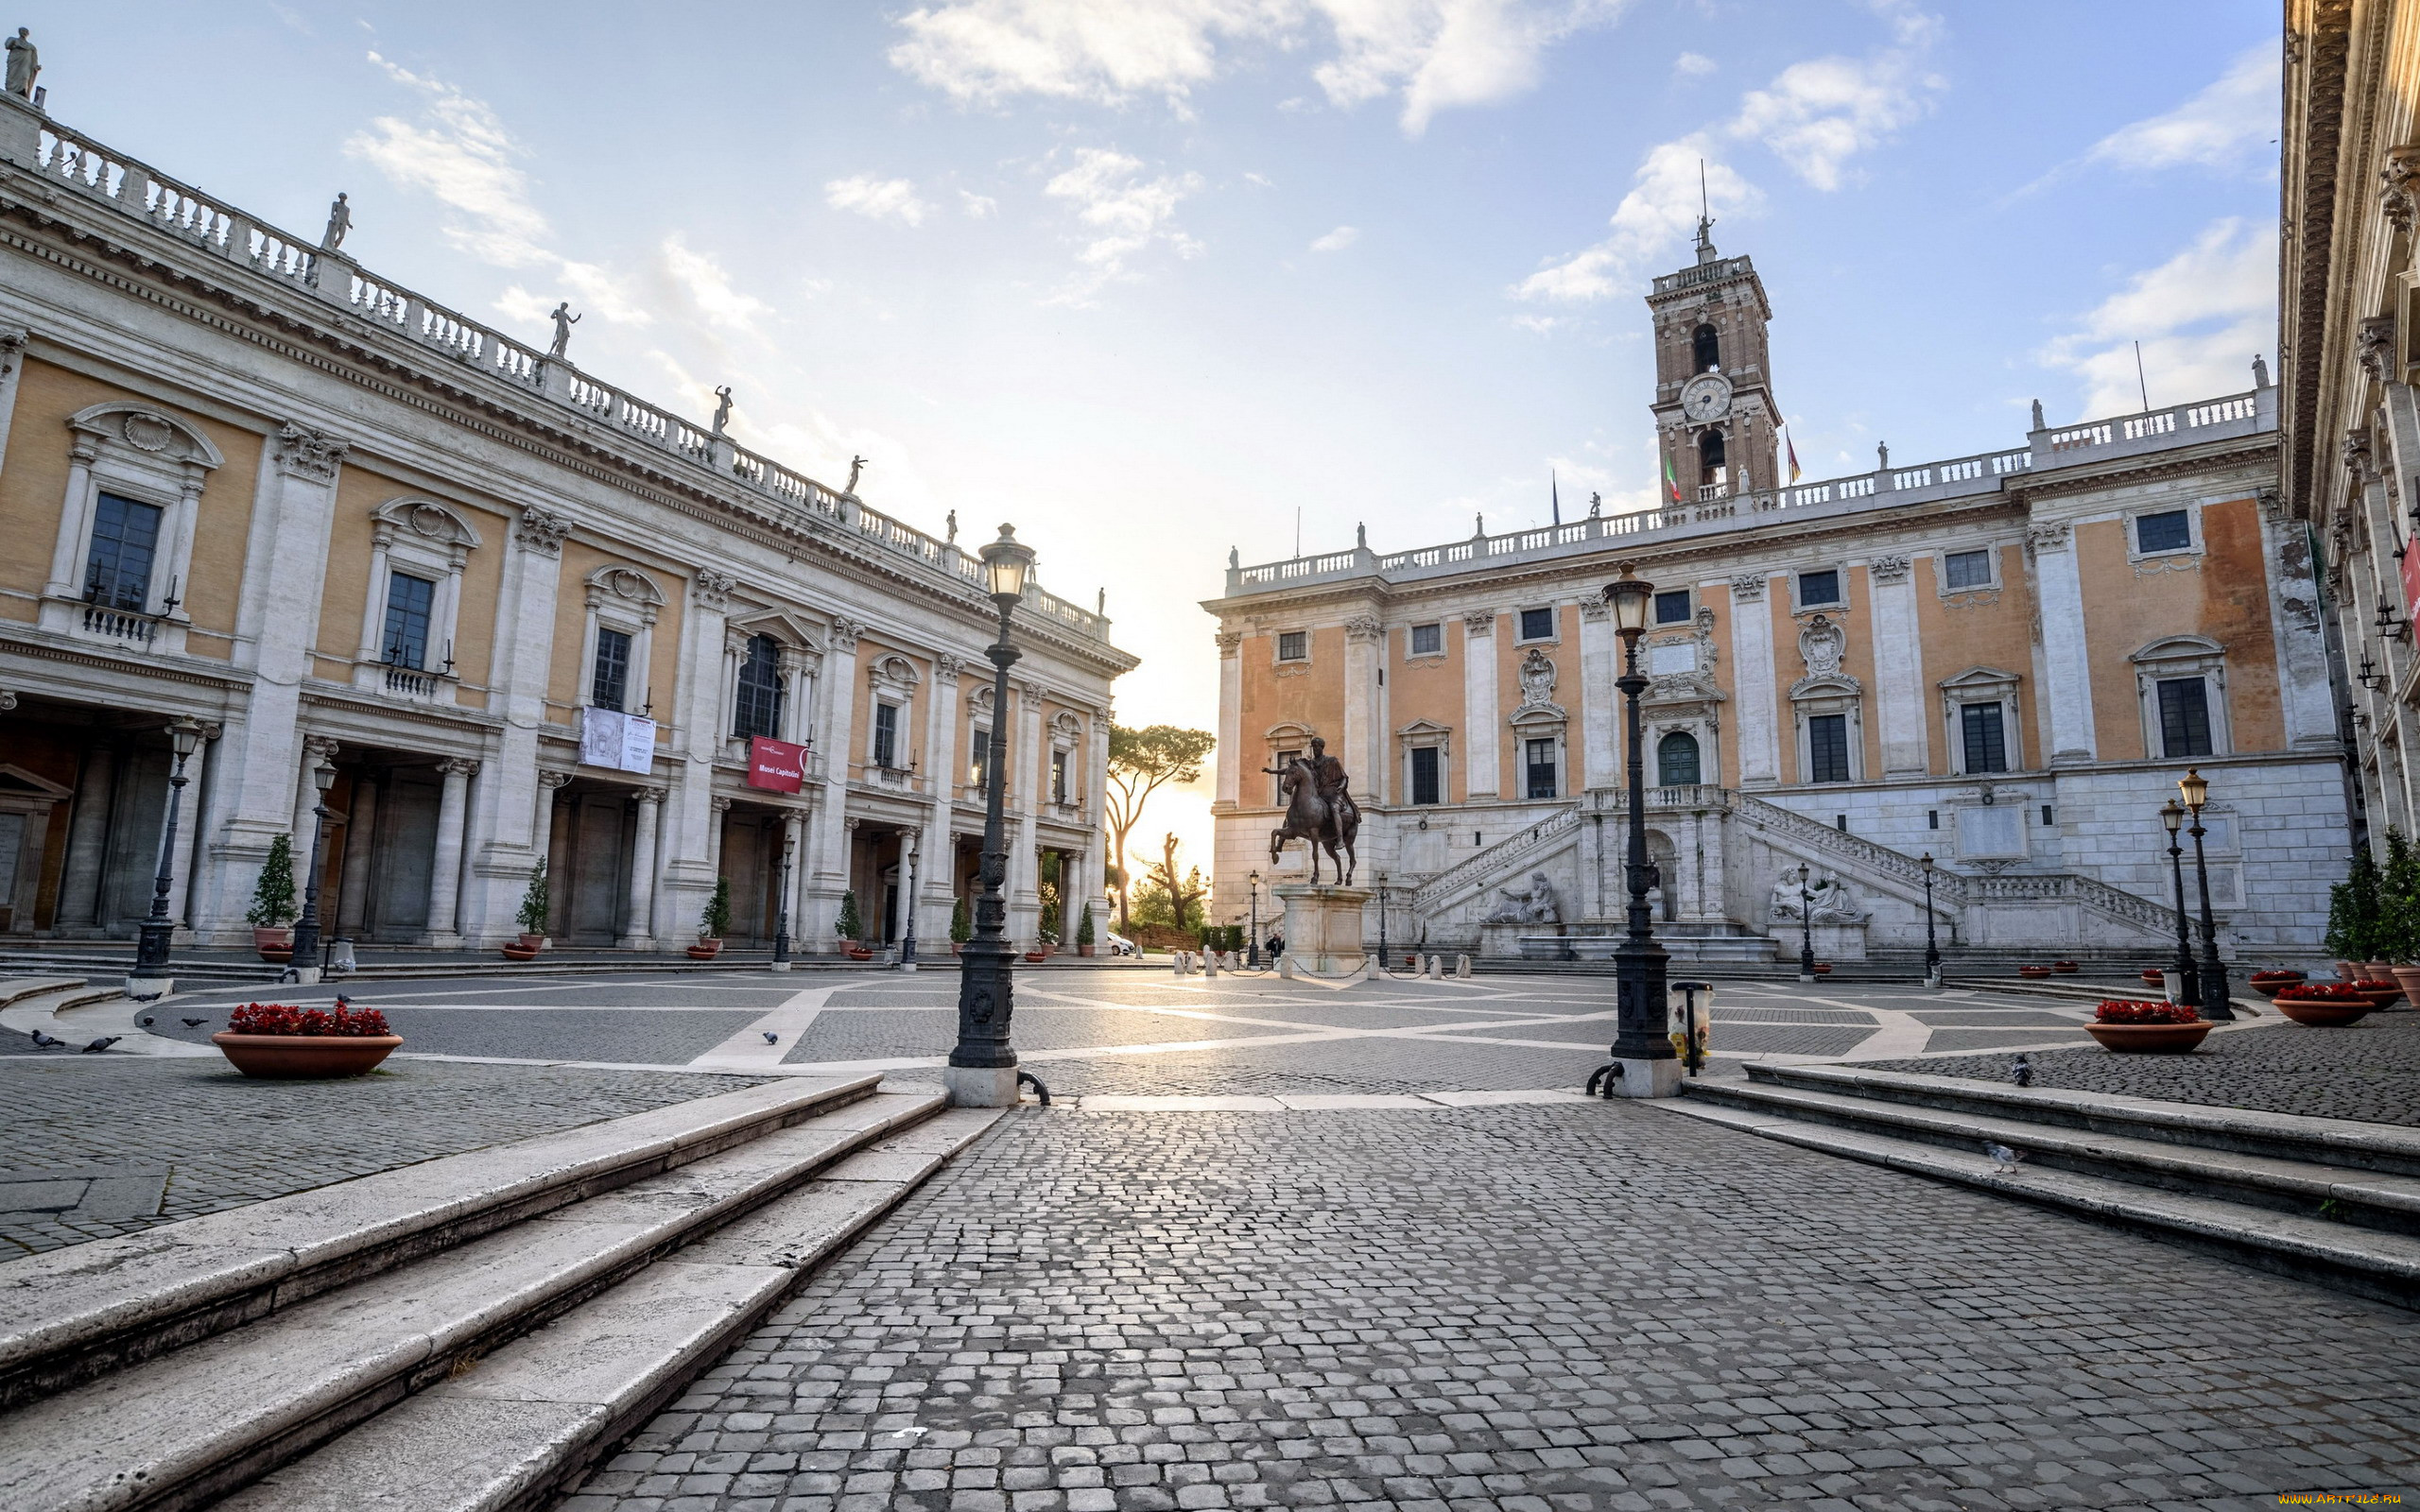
[2084,999,2212,1053]
[248,833,299,962]
[838,890,873,960]
[2326,843,2385,983]
[691,876,730,960]
[1076,903,1097,958]
[2272,981,2378,1026]
[2348,977,2406,1009]
[504,862,549,961]
[2139,968,2168,987]
[949,895,971,955]
[213,998,402,1078]
[2246,968,2306,999]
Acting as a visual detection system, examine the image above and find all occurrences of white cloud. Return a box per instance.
[1674,51,1714,77]
[2038,217,2275,418]
[1044,147,1205,301]
[1310,225,1359,251]
[346,54,654,326]
[888,0,1620,137]
[658,234,772,331]
[2086,43,2278,172]
[825,174,931,226]
[959,189,999,217]
[1244,170,1275,187]
[1514,9,1940,304]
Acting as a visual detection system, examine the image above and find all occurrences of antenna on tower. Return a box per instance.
[1694,159,1716,260]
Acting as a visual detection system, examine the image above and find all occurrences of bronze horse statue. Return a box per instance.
[1268,756,1359,885]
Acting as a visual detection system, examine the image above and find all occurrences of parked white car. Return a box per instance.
[1102,930,1139,956]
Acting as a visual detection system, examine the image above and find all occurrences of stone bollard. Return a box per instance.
[1278,954,1295,978]
[1424,955,1441,979]
[1171,953,1188,976]
[1456,954,1472,978]
[1203,952,1219,977]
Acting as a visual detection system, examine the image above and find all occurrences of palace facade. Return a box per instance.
[1207,226,2345,964]
[0,81,1133,954]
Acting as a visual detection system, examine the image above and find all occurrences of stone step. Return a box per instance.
[1742,1062,2420,1177]
[215,1108,1003,1512]
[0,1075,882,1412]
[0,1086,953,1512]
[1682,1078,2420,1237]
[1663,1097,2420,1309]
[0,976,86,1008]
[0,983,129,1047]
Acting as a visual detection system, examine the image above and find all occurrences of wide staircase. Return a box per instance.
[0,1074,1000,1511]
[1668,1063,2420,1307]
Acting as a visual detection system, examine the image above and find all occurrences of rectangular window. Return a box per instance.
[1944,549,1992,590]
[1806,713,1850,783]
[1409,623,1443,656]
[2135,509,2192,554]
[1960,701,2009,774]
[1276,630,1308,662]
[1409,746,1441,805]
[2157,678,2214,757]
[1798,568,1841,607]
[1518,607,1556,641]
[971,729,991,792]
[1272,748,1301,805]
[83,491,163,612]
[873,702,899,768]
[382,571,436,671]
[1525,737,1557,799]
[1051,747,1069,804]
[590,627,631,712]
[1652,589,1693,625]
[2042,804,2055,826]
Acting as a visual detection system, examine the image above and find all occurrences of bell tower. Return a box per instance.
[1646,212,1780,505]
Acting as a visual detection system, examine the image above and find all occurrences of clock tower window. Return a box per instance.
[1692,323,1720,374]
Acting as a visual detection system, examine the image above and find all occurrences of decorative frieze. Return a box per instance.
[827,617,867,650]
[1728,573,1768,601]
[1343,615,1384,643]
[515,507,571,555]
[1462,610,1496,635]
[692,569,735,610]
[270,421,347,481]
[1867,555,1911,583]
[2026,521,2071,553]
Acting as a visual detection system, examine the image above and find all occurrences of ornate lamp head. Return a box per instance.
[979,524,1035,607]
[1603,563,1654,638]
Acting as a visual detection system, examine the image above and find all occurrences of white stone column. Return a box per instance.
[660,571,733,946]
[290,735,340,894]
[0,328,28,483]
[1009,680,1045,945]
[192,424,349,942]
[804,618,864,947]
[1343,615,1384,803]
[1729,576,1779,788]
[43,432,98,602]
[1580,601,1617,789]
[920,655,963,943]
[337,777,378,935]
[2029,519,2097,765]
[1461,610,1499,799]
[621,785,666,949]
[454,508,568,945]
[354,522,395,663]
[708,795,732,877]
[780,811,806,945]
[164,730,212,936]
[1214,631,1242,807]
[1867,557,1927,776]
[424,758,477,945]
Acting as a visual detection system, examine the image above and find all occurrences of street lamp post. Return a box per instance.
[2159,800,2200,1007]
[1246,869,1262,968]
[131,718,205,989]
[949,524,1038,1107]
[1797,866,1817,982]
[1919,852,1941,987]
[1374,868,1389,975]
[2177,769,2235,1020]
[288,759,339,978]
[899,831,920,971]
[772,826,794,970]
[1592,565,1678,1098]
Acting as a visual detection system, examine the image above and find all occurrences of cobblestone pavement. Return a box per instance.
[1874,1006,2420,1126]
[0,1055,769,1254]
[562,1102,2420,1512]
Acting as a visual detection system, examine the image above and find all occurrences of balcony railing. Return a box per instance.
[80,602,160,647]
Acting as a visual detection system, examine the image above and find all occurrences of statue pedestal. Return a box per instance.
[1812,921,1868,961]
[1272,885,1370,975]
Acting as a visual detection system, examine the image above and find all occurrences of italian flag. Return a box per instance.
[1786,427,1803,484]
[1663,453,1682,504]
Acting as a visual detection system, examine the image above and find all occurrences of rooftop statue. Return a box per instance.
[6,28,37,100]
[546,301,580,361]
[845,455,867,495]
[320,193,351,253]
[711,386,734,437]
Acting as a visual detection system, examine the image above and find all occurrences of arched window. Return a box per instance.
[733,633,784,738]
[1656,730,1702,786]
[1692,323,1720,373]
[1697,428,1727,486]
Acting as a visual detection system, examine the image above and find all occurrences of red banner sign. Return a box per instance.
[747,736,805,793]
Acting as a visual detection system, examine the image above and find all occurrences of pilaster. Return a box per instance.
[1866,556,1927,775]
[2028,519,2098,765]
[1728,575,1779,788]
[457,507,569,944]
[1461,611,1499,799]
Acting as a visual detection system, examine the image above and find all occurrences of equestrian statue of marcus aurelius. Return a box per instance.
[1263,736,1360,885]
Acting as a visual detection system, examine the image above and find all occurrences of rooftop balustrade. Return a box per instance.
[1224,384,2275,598]
[19,116,1113,644]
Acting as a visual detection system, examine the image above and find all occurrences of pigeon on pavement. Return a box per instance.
[182,1018,209,1028]
[763,1032,779,1043]
[80,1036,121,1054]
[28,1029,65,1049]
[1985,1142,2024,1173]
[2011,1055,2034,1088]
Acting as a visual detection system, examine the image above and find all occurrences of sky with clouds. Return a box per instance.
[24,0,2279,870]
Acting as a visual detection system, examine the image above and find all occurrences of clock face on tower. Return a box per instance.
[1679,371,1734,422]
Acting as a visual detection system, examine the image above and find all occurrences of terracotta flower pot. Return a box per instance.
[254,927,294,963]
[2392,966,2420,1003]
[1024,950,1046,963]
[2274,1000,2373,1027]
[1078,944,1096,957]
[212,1032,403,1079]
[2354,985,2406,1009]
[2018,965,2052,978]
[845,947,873,961]
[2140,969,2168,986]
[2085,1021,2214,1053]
[2052,961,2079,973]
[1811,963,1832,975]
[501,943,541,962]
[2366,961,2394,980]
[2337,961,2365,984]
[687,938,723,960]
[518,933,547,951]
